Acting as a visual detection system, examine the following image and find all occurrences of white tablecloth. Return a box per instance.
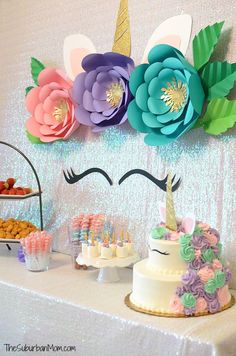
[0,245,236,356]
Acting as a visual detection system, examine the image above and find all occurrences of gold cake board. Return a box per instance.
[125,293,235,318]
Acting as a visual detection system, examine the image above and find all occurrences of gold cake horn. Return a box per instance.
[112,0,131,56]
[166,172,177,231]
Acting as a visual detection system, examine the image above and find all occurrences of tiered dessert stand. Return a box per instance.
[0,141,43,250]
[77,253,140,283]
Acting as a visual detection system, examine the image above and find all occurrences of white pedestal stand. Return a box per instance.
[76,253,140,283]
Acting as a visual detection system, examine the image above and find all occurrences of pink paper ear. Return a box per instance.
[182,214,196,234]
[159,201,166,223]
[142,14,192,63]
[63,34,96,80]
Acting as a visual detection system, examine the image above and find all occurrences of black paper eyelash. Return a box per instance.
[63,168,113,186]
[118,170,181,192]
[148,244,170,256]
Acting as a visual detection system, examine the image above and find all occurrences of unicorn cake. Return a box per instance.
[129,174,233,317]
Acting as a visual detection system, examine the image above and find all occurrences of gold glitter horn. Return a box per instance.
[166,173,177,231]
[112,0,131,57]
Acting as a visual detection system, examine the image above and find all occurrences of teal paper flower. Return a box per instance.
[128,44,205,146]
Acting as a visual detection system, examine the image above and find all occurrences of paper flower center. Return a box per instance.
[161,79,187,112]
[106,82,124,107]
[52,100,68,122]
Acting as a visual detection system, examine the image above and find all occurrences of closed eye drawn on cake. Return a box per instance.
[148,244,170,256]
[119,170,181,192]
[63,168,113,185]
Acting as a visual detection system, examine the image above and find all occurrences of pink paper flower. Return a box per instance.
[25,68,79,142]
[217,285,230,307]
[212,259,223,271]
[197,266,214,282]
[204,232,218,246]
[195,297,208,313]
[169,295,184,314]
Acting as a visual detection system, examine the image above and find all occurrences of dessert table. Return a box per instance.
[0,245,236,356]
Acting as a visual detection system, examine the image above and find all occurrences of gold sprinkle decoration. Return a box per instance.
[106,82,124,107]
[166,172,177,231]
[112,0,131,56]
[52,100,68,123]
[161,79,187,112]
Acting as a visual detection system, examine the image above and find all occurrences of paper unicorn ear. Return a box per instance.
[63,34,96,80]
[142,14,192,63]
[159,201,166,223]
[182,214,196,235]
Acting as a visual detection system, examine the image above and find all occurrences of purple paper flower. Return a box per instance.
[72,52,134,131]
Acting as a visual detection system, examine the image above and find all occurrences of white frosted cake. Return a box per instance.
[130,220,232,316]
[131,236,186,313]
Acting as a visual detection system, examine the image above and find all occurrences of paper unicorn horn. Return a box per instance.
[112,0,131,56]
[165,173,177,231]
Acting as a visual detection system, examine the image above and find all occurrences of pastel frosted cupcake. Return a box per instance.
[87,242,99,258]
[116,241,128,258]
[100,241,113,259]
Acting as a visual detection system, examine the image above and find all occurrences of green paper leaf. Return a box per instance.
[201,98,236,135]
[201,61,236,100]
[193,21,224,71]
[31,57,45,86]
[26,130,43,144]
[25,86,34,96]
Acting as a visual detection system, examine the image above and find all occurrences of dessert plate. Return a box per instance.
[0,191,40,200]
[77,253,140,283]
[0,238,20,243]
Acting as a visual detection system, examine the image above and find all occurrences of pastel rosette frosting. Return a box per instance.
[204,231,218,246]
[217,285,230,307]
[198,223,210,231]
[195,297,208,313]
[212,259,222,271]
[169,295,184,314]
[128,44,205,146]
[197,266,215,282]
[72,52,134,131]
[26,68,79,142]
[172,221,232,316]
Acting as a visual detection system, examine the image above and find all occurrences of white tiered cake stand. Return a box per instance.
[76,253,140,283]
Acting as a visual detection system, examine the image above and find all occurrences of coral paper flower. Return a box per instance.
[26,68,79,143]
[128,44,205,146]
[72,52,134,131]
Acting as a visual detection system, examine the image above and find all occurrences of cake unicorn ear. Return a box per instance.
[141,14,192,63]
[63,34,96,80]
[159,201,166,223]
[182,214,196,235]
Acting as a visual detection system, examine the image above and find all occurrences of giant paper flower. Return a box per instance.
[128,44,205,146]
[72,52,134,131]
[26,68,79,143]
